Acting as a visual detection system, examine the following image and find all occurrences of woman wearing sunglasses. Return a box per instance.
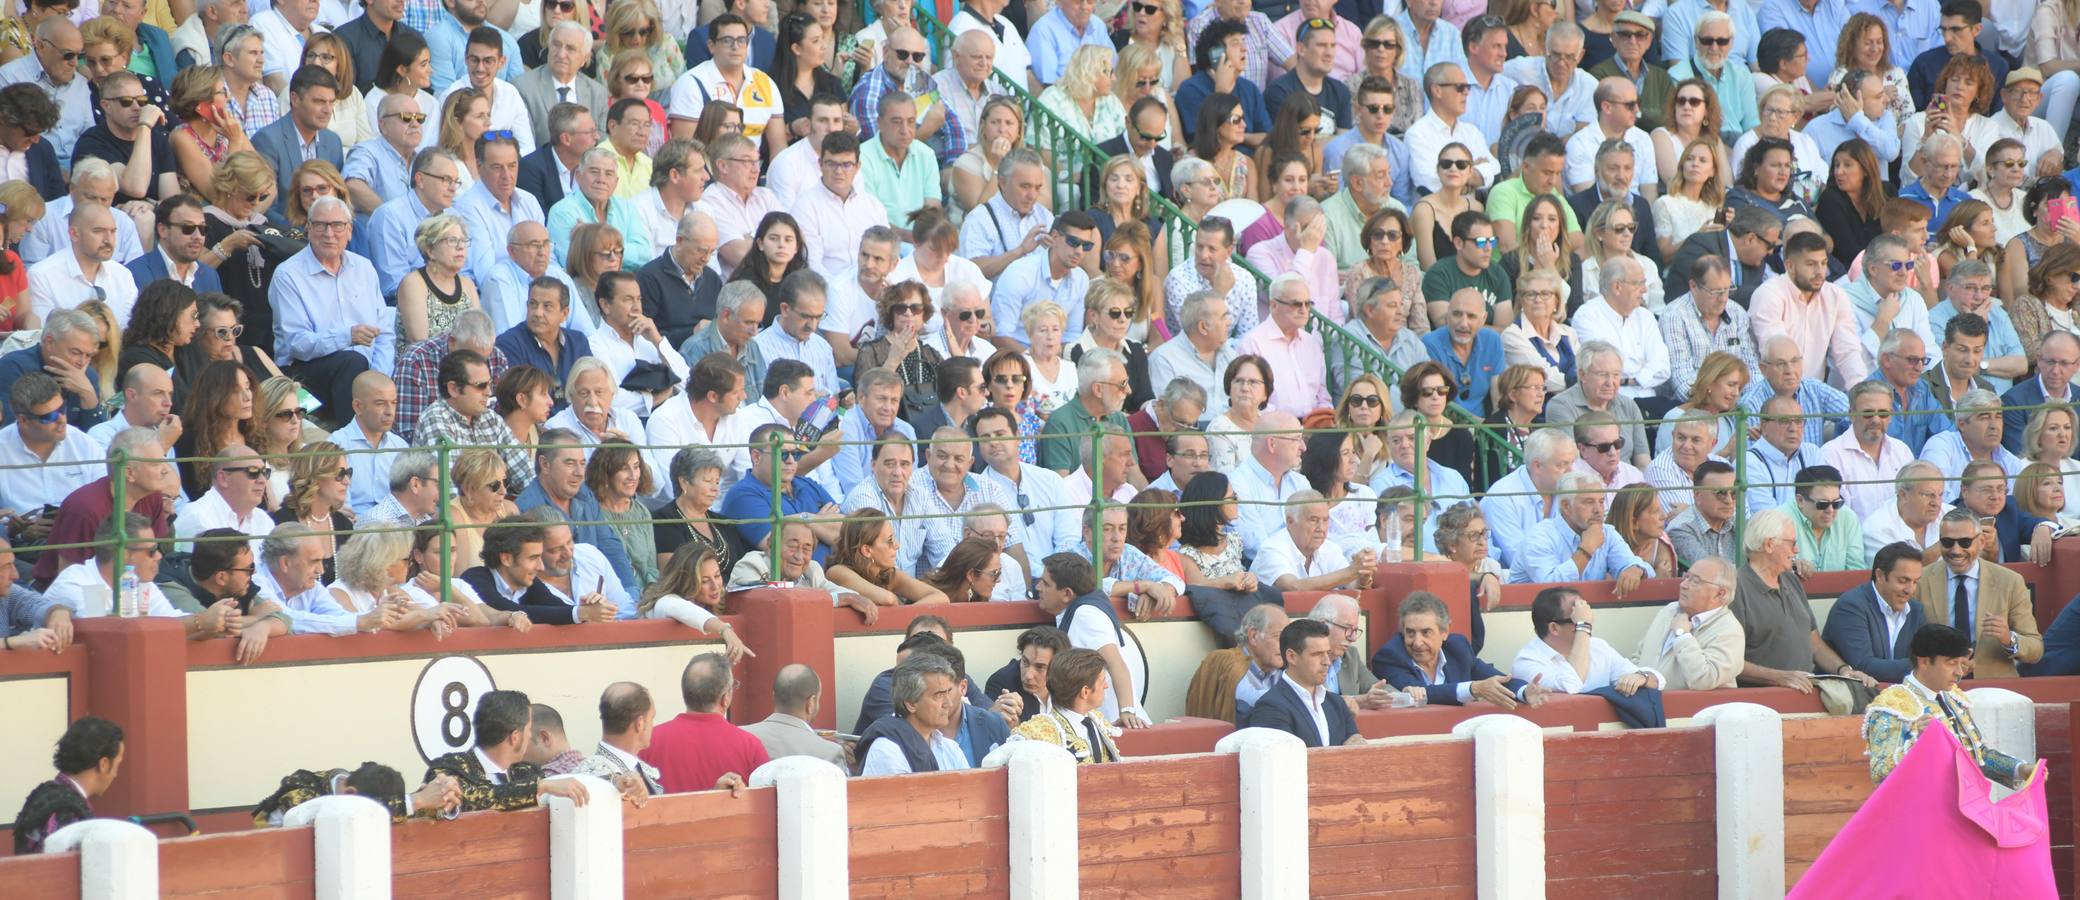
[605,49,666,154]
[854,281,946,420]
[1069,279,1154,412]
[520,0,579,69]
[1038,45,1128,164]
[1113,43,1183,155]
[1118,0,1188,89]
[1410,141,1483,269]
[982,348,1045,464]
[596,0,683,87]
[174,359,259,499]
[201,152,302,355]
[280,440,355,584]
[1579,200,1663,312]
[253,375,312,512]
[175,293,287,400]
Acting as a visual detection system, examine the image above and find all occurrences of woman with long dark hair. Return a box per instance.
[1816,139,1885,266]
[1176,472,1255,592]
[1725,137,1812,223]
[826,511,947,606]
[774,12,846,139]
[1191,92,1256,201]
[174,360,258,498]
[727,212,807,326]
[117,281,199,393]
[923,537,1006,603]
[1299,431,1380,553]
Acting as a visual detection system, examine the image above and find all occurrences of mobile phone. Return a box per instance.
[1932,95,1949,114]
[1209,45,1226,68]
[2051,197,2080,230]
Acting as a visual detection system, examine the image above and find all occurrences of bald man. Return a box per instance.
[328,371,410,516]
[741,664,848,768]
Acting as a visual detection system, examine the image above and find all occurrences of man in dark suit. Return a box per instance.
[126,195,225,293]
[1821,542,1929,683]
[2000,331,2080,455]
[1370,592,1551,708]
[515,23,608,148]
[1566,173,1660,266]
[984,625,1070,724]
[421,689,591,813]
[250,66,346,222]
[461,516,594,625]
[1097,96,1177,198]
[905,357,987,439]
[1245,619,1362,747]
[2022,596,2080,676]
[1664,206,1779,309]
[517,102,594,212]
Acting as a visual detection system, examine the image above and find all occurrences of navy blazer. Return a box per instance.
[2002,377,2080,456]
[1245,675,1358,748]
[25,138,61,201]
[1566,185,1660,266]
[518,144,567,212]
[1819,581,1924,683]
[250,116,345,220]
[2022,599,2080,677]
[126,249,224,295]
[459,565,577,624]
[1369,633,1526,707]
[1097,134,1176,198]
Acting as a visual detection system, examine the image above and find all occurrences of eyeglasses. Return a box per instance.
[104,96,148,109]
[1938,535,1975,549]
[165,222,205,236]
[128,543,162,559]
[230,465,272,479]
[466,379,492,391]
[1804,498,1845,510]
[1362,38,1400,51]
[711,33,750,48]
[272,408,304,421]
[384,112,429,124]
[992,373,1026,386]
[308,220,351,233]
[39,41,81,63]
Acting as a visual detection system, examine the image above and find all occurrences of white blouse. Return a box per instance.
[1653,193,1717,251]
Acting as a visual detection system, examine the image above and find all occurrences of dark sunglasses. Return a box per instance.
[481,478,504,493]
[889,302,925,315]
[1361,102,1394,115]
[622,73,654,84]
[619,25,655,39]
[1063,235,1095,251]
[1098,306,1133,320]
[1577,437,1625,453]
[1362,38,1400,51]
[104,96,150,109]
[1939,536,1976,549]
[230,465,272,479]
[1438,158,1471,170]
[24,406,63,424]
[955,308,983,321]
[1804,498,1845,510]
[1133,1,1159,12]
[891,48,926,63]
[272,408,305,421]
[547,0,574,9]
[1348,394,1382,408]
[1698,36,1732,47]
[992,373,1027,386]
[165,222,206,236]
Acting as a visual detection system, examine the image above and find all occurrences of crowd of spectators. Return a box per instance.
[9,0,2080,836]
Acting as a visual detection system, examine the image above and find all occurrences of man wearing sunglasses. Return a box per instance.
[126,195,223,294]
[1406,62,1496,193]
[71,69,175,212]
[1912,506,2040,679]
[1321,77,1411,213]
[848,25,943,144]
[343,93,425,213]
[989,211,1096,349]
[1788,465,1863,573]
[424,0,520,94]
[1667,459,1738,566]
[48,513,243,640]
[1667,12,1758,135]
[1586,12,1673,132]
[1821,541,1928,685]
[0,372,103,548]
[1567,410,1644,492]
[0,18,90,168]
[172,444,277,555]
[719,423,843,565]
[1098,96,1177,198]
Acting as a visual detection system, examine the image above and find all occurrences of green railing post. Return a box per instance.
[1410,418,1425,562]
[1088,426,1104,575]
[436,442,453,599]
[1732,408,1750,567]
[768,428,786,582]
[109,448,128,577]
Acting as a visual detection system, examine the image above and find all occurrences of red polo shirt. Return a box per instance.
[33,476,172,586]
[638,712,771,794]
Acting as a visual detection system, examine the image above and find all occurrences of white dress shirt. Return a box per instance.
[437,77,536,154]
[46,561,179,618]
[860,725,973,775]
[1569,298,1670,399]
[27,251,140,328]
[535,542,637,620]
[1510,634,1662,694]
[1860,502,1941,565]
[692,183,780,279]
[982,462,1079,558]
[0,423,103,511]
[795,181,891,278]
[1247,529,1353,586]
[644,399,751,494]
[1565,124,1658,193]
[1280,672,1335,745]
[1820,430,1915,520]
[1405,111,1501,193]
[587,320,690,417]
[629,188,689,262]
[171,487,275,554]
[249,8,309,78]
[20,195,145,266]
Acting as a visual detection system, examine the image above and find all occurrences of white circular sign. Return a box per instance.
[410,656,498,762]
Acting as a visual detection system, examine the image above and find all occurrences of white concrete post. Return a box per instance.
[542,773,622,900]
[1966,687,2038,799]
[1214,727,1308,900]
[1695,702,1786,900]
[982,741,1080,900]
[281,794,392,900]
[43,819,157,900]
[1449,714,1544,900]
[749,756,848,900]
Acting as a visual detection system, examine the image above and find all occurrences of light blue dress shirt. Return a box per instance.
[546,193,651,270]
[424,11,523,94]
[1025,9,1117,86]
[1756,0,1849,85]
[327,423,410,517]
[1463,71,1519,143]
[1231,456,1309,556]
[1323,128,1415,210]
[1661,0,1761,67]
[831,404,917,495]
[453,181,547,282]
[1510,518,1652,583]
[990,248,1087,346]
[342,137,412,204]
[1478,465,1563,570]
[269,247,396,375]
[1393,13,1465,86]
[841,477,927,577]
[1851,0,1944,70]
[1743,440,1824,513]
[368,191,434,297]
[1802,109,1901,167]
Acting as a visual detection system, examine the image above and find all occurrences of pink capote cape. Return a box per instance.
[1790,725,2056,899]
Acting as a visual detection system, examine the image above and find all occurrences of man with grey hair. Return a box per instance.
[1307,594,1396,707]
[1036,345,1135,474]
[482,220,585,335]
[34,426,175,584]
[516,21,607,147]
[960,149,1052,281]
[634,209,722,351]
[1819,380,1915,519]
[1127,377,1208,483]
[1571,255,1669,410]
[859,89,942,231]
[0,18,89,167]
[364,448,441,526]
[742,664,848,768]
[1869,328,1943,455]
[1644,411,1723,515]
[1147,289,1238,418]
[1861,460,1948,564]
[391,308,508,442]
[260,522,402,634]
[1371,590,1550,708]
[1229,602,1290,722]
[678,281,770,399]
[641,651,765,792]
[1250,490,1375,591]
[927,281,993,364]
[26,202,138,332]
[547,144,648,267]
[1321,143,1401,269]
[1512,469,1650,593]
[1742,333,1852,449]
[1930,259,2025,393]
[1480,426,1579,569]
[822,225,898,366]
[1743,394,1823,512]
[1918,388,2025,502]
[1850,234,1939,373]
[21,159,144,266]
[1502,22,1595,135]
[1334,277,1426,394]
[1545,340,1653,468]
[693,132,777,277]
[0,309,104,426]
[173,0,248,71]
[273,194,393,421]
[1633,556,1744,690]
[857,653,969,775]
[1237,272,1331,416]
[1661,255,1759,398]
[1903,131,1971,234]
[369,147,462,298]
[1731,507,1879,692]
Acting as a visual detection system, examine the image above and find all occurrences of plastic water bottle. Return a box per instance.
[1381,509,1403,564]
[117,565,140,618]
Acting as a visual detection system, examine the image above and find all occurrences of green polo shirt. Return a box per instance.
[1794,501,1865,573]
[1482,177,1580,236]
[860,136,942,232]
[1323,189,1408,269]
[1037,398,1131,473]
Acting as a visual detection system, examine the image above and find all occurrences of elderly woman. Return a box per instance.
[280,440,356,585]
[653,447,745,572]
[1022,301,1078,415]
[1580,201,1664,311]
[2017,462,2080,529]
[175,293,287,389]
[1039,45,1128,160]
[596,0,684,86]
[1435,501,1505,651]
[983,348,1045,463]
[1206,355,1273,472]
[855,281,945,420]
[2024,405,2080,521]
[202,151,301,350]
[1344,207,1427,331]
[1070,279,1153,411]
[586,443,658,588]
[1499,268,1576,390]
[447,448,518,578]
[328,528,455,636]
[1476,364,1548,492]
[395,213,481,355]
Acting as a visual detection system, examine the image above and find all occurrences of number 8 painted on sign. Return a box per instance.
[412,656,498,763]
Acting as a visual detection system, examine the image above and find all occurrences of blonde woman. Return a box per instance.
[449,448,519,575]
[1654,351,1749,457]
[327,528,455,636]
[2023,405,2080,520]
[1038,45,1127,158]
[1351,16,1421,136]
[1972,138,2032,244]
[1121,0,1188,88]
[437,88,490,189]
[280,440,355,584]
[596,0,684,87]
[0,180,41,330]
[1653,136,1726,259]
[168,66,254,198]
[1115,42,1183,152]
[283,161,350,235]
[1335,373,1395,482]
[395,213,482,355]
[1580,200,1665,310]
[1087,154,1164,276]
[254,375,308,511]
[949,97,1025,215]
[75,299,121,411]
[1071,278,1153,410]
[1022,301,1077,414]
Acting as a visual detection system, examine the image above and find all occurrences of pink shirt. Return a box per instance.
[1746,274,1870,389]
[1236,319,1332,417]
[1244,239,1344,325]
